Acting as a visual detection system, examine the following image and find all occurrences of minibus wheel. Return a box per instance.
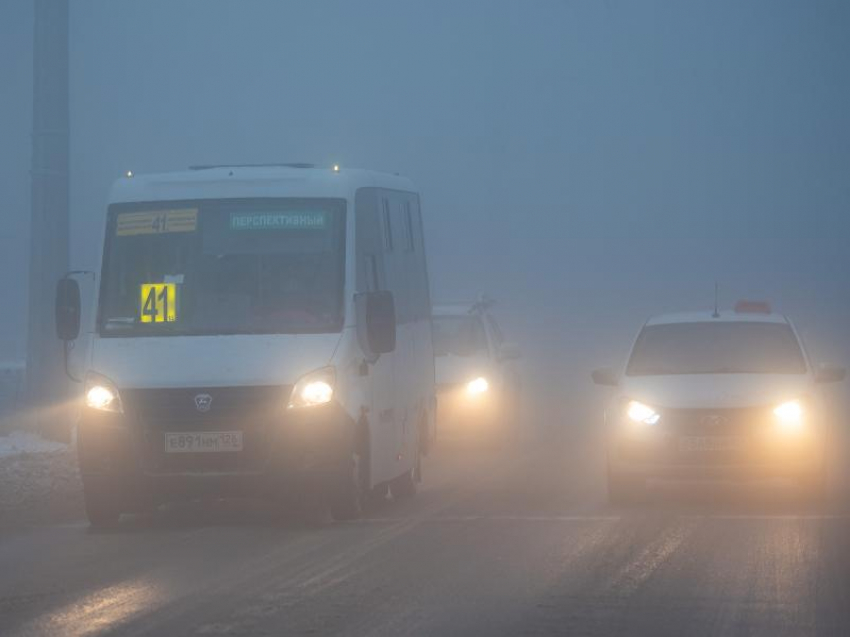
[329,454,363,521]
[390,447,419,499]
[83,482,120,528]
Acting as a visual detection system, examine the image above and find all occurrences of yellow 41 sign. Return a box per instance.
[140,283,177,323]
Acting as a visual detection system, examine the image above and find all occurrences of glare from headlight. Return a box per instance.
[773,400,804,433]
[626,400,660,426]
[467,377,489,395]
[86,385,118,412]
[288,367,336,409]
[300,381,334,406]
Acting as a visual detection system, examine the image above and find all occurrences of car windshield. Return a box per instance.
[432,315,489,357]
[626,321,807,375]
[98,198,345,336]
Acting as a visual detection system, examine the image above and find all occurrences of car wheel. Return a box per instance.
[502,388,523,446]
[83,481,120,528]
[607,466,643,505]
[799,468,827,501]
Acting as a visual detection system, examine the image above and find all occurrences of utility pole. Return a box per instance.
[26,0,70,440]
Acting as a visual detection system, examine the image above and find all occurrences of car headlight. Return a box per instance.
[626,400,660,426]
[84,374,123,413]
[773,400,804,433]
[288,367,335,409]
[466,376,489,396]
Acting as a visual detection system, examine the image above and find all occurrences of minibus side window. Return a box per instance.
[402,201,415,252]
[382,199,394,252]
[407,195,431,321]
[367,255,380,291]
[355,188,386,294]
[382,193,411,323]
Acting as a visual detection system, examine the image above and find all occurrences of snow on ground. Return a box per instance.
[0,430,67,458]
[0,429,83,526]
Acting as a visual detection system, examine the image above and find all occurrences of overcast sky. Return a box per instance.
[1,1,848,395]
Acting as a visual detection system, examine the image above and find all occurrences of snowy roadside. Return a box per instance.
[0,430,83,527]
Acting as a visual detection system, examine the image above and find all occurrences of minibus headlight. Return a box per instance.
[466,377,489,396]
[289,367,336,409]
[85,374,123,413]
[773,400,804,433]
[626,400,660,426]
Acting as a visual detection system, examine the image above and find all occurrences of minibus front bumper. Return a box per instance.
[76,391,358,506]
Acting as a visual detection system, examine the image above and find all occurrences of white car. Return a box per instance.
[592,302,846,503]
[432,300,522,442]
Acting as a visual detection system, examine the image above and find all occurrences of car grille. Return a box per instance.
[660,406,770,436]
[122,386,289,474]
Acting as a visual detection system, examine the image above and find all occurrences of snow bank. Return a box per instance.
[0,430,82,525]
[0,430,68,459]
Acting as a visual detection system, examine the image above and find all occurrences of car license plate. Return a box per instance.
[678,436,745,452]
[165,431,243,453]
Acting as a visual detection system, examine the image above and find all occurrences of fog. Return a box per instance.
[4,5,850,633]
[2,0,849,417]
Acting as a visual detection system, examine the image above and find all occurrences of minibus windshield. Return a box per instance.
[98,198,345,336]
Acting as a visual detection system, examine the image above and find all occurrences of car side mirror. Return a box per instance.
[591,367,619,387]
[355,291,396,358]
[815,363,846,384]
[55,277,81,341]
[498,342,522,361]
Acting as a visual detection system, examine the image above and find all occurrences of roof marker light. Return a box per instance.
[734,300,772,314]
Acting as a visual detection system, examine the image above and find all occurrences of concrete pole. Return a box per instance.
[26,0,70,440]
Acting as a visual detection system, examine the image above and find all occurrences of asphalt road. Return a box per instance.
[2,426,850,637]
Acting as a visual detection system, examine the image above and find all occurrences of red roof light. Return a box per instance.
[734,300,772,314]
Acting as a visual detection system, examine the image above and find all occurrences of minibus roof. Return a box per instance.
[108,165,416,205]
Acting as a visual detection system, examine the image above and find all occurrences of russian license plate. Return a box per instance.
[165,431,243,453]
[679,436,745,452]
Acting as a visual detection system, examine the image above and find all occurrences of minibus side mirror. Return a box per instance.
[591,367,619,386]
[355,291,397,358]
[55,277,81,341]
[815,363,846,384]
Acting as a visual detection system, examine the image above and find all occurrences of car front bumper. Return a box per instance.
[435,383,506,432]
[608,429,824,481]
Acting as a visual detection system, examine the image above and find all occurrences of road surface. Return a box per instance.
[2,426,849,636]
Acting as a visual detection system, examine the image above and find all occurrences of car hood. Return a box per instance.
[619,373,812,409]
[435,354,492,386]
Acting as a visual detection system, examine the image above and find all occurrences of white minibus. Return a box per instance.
[56,164,435,526]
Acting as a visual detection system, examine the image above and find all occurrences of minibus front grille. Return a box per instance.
[122,386,289,474]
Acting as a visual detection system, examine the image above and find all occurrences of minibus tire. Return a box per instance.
[329,455,363,521]
[83,483,120,528]
[390,449,419,499]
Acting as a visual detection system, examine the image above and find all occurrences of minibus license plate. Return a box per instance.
[165,432,243,453]
[679,436,745,452]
